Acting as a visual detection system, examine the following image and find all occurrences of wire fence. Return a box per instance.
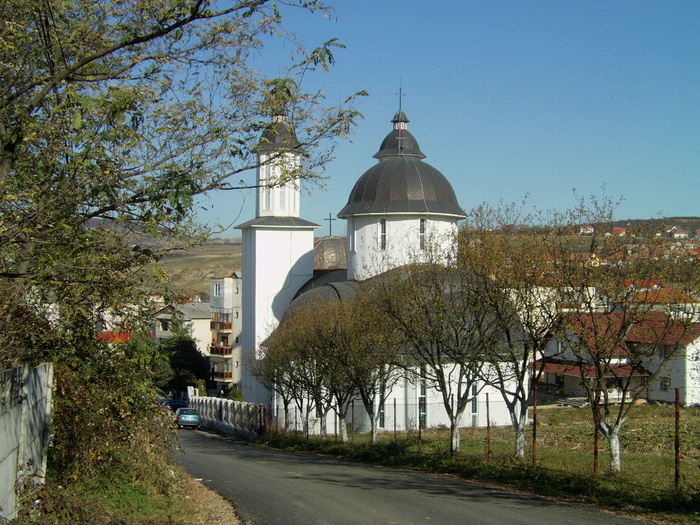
[263,388,700,496]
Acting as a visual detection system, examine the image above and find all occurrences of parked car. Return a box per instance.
[160,398,188,411]
[175,407,202,429]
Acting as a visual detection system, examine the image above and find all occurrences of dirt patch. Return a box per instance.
[184,475,241,525]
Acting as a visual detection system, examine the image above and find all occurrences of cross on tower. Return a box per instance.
[324,213,337,236]
[395,86,406,110]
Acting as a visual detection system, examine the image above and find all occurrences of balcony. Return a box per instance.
[210,344,233,356]
[214,371,233,380]
[210,321,232,331]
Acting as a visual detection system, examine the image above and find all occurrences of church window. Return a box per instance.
[419,365,427,429]
[263,188,271,211]
[214,283,221,296]
[419,219,426,250]
[279,183,286,210]
[380,219,387,250]
[349,219,355,252]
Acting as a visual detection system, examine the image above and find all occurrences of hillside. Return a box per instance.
[155,241,243,296]
[150,216,699,297]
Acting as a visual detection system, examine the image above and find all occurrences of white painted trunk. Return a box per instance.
[450,419,461,455]
[339,418,349,443]
[509,407,527,460]
[513,424,526,460]
[600,423,622,474]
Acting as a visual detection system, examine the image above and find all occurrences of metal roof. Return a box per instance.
[235,216,319,230]
[338,111,465,219]
[252,119,302,153]
[338,156,465,218]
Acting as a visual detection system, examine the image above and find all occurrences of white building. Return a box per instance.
[209,273,243,390]
[539,311,700,406]
[235,111,318,404]
[152,302,211,355]
[233,109,518,432]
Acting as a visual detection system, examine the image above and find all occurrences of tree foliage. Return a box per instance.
[0,0,363,483]
[155,332,211,396]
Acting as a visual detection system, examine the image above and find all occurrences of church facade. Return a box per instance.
[236,109,515,433]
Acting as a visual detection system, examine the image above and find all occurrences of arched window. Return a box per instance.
[419,219,426,250]
[380,219,387,250]
[348,219,355,252]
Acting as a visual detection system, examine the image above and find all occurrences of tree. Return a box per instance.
[458,201,564,460]
[0,0,362,481]
[375,261,497,456]
[338,287,404,444]
[156,333,211,396]
[541,196,700,473]
[1,0,364,359]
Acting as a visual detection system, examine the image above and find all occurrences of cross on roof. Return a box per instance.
[324,213,337,236]
[395,86,406,111]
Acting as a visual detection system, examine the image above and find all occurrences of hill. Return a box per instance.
[151,216,700,297]
[155,240,243,296]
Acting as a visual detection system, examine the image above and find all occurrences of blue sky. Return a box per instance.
[198,0,699,237]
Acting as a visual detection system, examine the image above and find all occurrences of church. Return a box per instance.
[236,107,514,433]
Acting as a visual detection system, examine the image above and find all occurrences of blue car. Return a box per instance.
[175,407,202,429]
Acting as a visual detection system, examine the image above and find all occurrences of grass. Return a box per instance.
[258,404,700,524]
[12,465,206,524]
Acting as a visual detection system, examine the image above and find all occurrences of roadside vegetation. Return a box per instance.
[1,0,360,522]
[257,403,700,524]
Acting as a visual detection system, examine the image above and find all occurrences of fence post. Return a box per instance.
[593,389,600,478]
[486,393,492,463]
[351,402,355,445]
[531,388,537,469]
[393,398,397,444]
[418,397,423,454]
[675,387,680,493]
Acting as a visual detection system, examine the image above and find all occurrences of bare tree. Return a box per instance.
[375,260,497,455]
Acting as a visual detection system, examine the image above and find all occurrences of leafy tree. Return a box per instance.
[337,287,404,444]
[458,201,564,460]
[156,333,210,396]
[375,261,498,456]
[0,0,362,483]
[544,197,700,474]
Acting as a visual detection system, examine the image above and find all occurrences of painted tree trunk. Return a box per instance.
[510,412,526,460]
[600,423,622,473]
[339,417,349,443]
[450,415,460,455]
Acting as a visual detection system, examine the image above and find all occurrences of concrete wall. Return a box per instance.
[188,395,262,438]
[0,363,53,521]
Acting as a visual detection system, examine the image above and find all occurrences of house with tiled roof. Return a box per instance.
[627,313,700,405]
[538,312,700,405]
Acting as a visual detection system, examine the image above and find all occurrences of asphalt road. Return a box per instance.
[176,430,651,525]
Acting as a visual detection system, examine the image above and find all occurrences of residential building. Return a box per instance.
[153,302,212,355]
[210,273,243,390]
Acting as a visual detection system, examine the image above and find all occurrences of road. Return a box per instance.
[176,430,651,525]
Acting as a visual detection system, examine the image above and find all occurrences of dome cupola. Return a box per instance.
[338,111,465,219]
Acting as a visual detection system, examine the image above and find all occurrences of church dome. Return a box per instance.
[338,111,465,219]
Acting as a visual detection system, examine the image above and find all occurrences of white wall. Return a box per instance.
[348,214,458,281]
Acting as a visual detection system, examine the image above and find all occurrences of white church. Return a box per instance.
[235,108,514,433]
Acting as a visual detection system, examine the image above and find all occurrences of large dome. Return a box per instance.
[338,111,465,219]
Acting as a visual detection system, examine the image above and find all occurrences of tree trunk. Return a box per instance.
[509,408,527,460]
[339,415,349,443]
[283,402,291,432]
[370,413,378,444]
[449,414,460,455]
[319,410,328,439]
[600,422,622,473]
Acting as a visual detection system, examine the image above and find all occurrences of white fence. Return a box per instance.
[188,395,263,438]
[0,363,53,521]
